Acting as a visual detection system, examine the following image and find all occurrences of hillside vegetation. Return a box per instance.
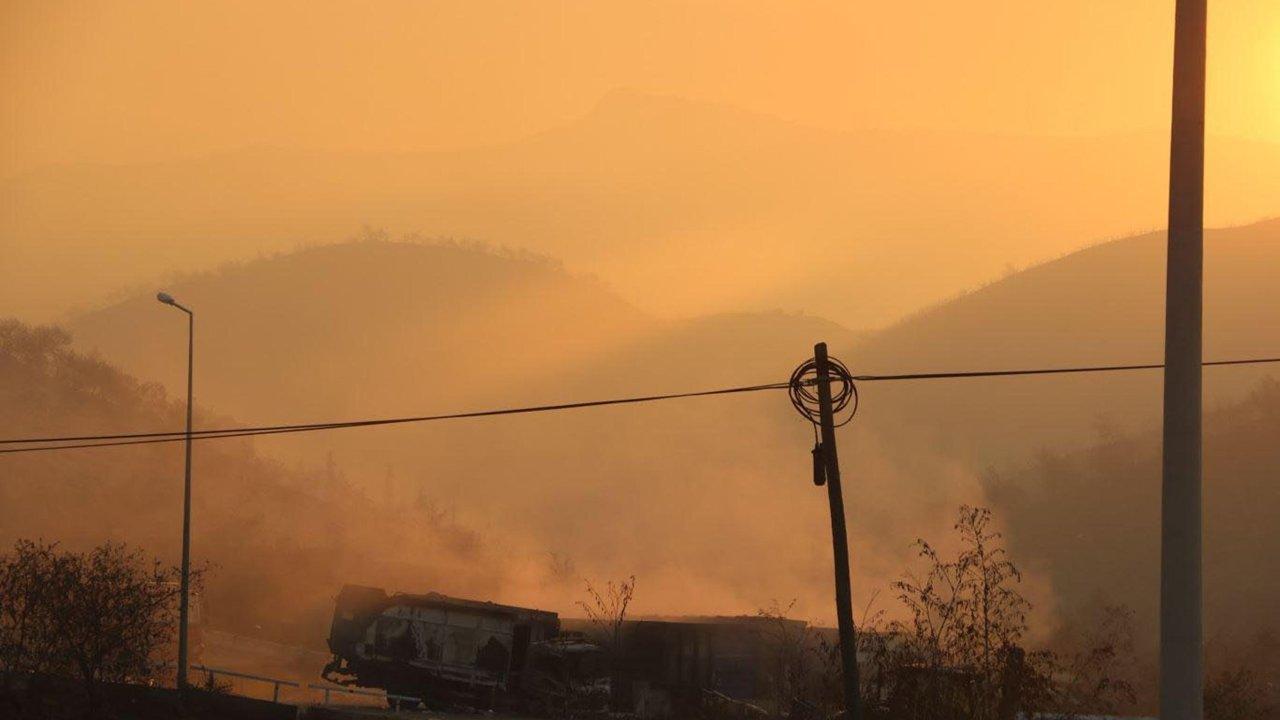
[0,319,520,647]
[987,377,1280,672]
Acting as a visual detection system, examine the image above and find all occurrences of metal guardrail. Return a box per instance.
[190,664,422,711]
[192,664,299,703]
[307,682,422,711]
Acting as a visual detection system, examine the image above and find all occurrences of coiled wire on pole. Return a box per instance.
[788,355,858,427]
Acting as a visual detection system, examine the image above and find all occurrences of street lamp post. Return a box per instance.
[156,291,194,690]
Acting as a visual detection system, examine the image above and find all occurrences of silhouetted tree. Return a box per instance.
[755,599,811,715]
[577,575,636,655]
[0,539,201,711]
[0,540,71,678]
[858,506,1135,720]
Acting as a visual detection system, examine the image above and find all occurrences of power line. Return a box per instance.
[3,356,1279,455]
[853,356,1280,382]
[0,381,789,454]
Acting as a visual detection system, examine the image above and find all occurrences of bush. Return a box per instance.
[857,507,1134,720]
[0,539,201,709]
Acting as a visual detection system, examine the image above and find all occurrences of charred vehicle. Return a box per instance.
[322,584,607,712]
[522,635,611,715]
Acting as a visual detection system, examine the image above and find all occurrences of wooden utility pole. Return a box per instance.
[1162,1,1207,719]
[813,342,862,719]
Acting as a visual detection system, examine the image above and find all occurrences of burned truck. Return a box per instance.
[322,584,607,711]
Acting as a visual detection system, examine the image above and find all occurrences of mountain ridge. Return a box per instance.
[845,216,1280,467]
[7,89,1279,328]
[27,215,1280,645]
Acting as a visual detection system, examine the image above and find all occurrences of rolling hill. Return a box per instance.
[986,377,1280,654]
[843,216,1280,467]
[6,90,1280,329]
[14,213,1280,662]
[64,240,880,626]
[0,318,516,647]
[838,216,1280,658]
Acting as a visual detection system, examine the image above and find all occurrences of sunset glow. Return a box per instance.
[2,3,1278,717]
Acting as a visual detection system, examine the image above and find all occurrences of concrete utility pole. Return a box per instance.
[813,342,863,720]
[1161,1,1207,718]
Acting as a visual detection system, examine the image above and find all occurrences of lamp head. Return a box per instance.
[156,291,176,305]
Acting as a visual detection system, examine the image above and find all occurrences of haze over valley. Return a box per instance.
[4,3,1280,714]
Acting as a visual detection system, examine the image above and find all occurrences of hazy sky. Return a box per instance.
[5,0,1279,175]
[5,0,1280,646]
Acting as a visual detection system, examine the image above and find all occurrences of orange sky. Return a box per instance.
[4,0,1279,175]
[5,0,1280,641]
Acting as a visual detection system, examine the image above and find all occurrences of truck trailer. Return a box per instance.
[322,584,606,712]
